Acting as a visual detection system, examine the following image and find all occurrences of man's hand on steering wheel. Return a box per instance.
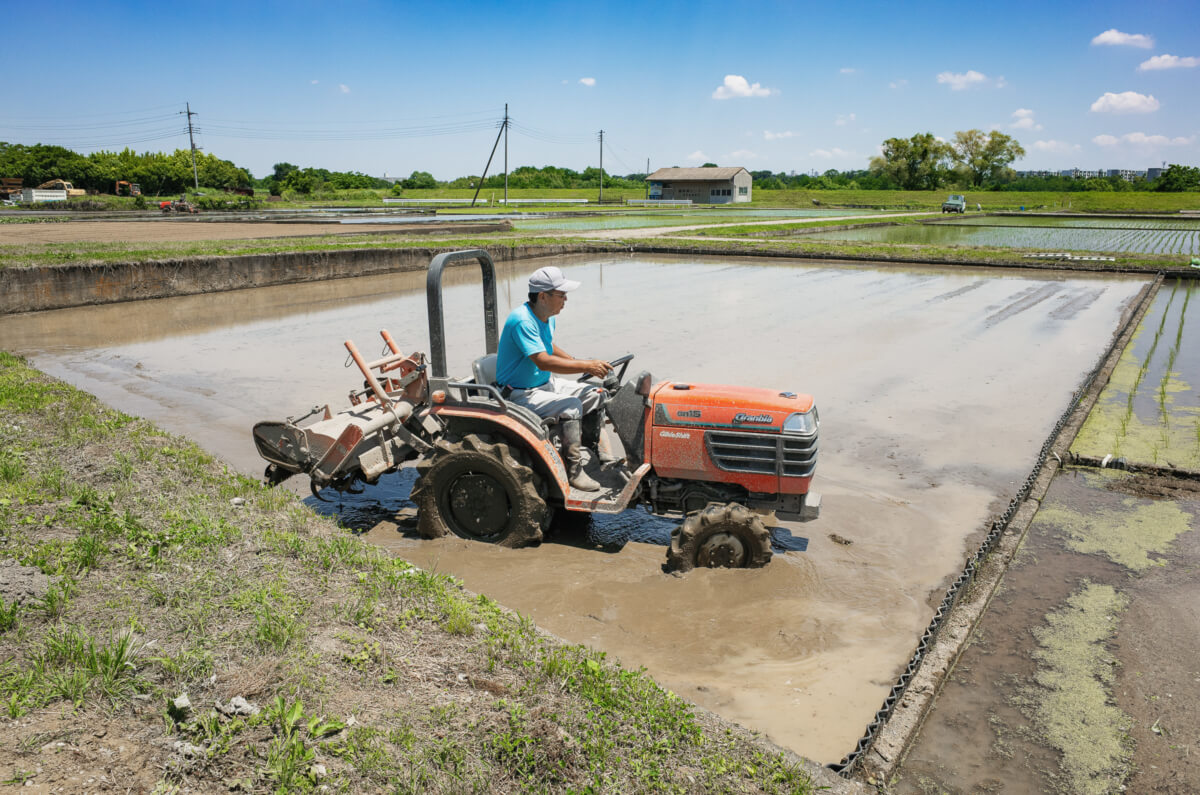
[579,359,613,379]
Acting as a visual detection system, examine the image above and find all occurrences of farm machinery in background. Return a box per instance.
[160,196,199,214]
[253,250,820,571]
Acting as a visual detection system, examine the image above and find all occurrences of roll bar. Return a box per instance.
[426,249,499,379]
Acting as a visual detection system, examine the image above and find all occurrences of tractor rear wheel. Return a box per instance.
[411,433,546,548]
[666,503,772,572]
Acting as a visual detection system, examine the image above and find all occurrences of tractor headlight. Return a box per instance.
[783,407,818,435]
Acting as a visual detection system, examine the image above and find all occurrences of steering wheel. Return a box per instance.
[579,353,634,385]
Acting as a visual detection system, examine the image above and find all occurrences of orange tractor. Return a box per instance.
[160,196,198,214]
[253,250,820,570]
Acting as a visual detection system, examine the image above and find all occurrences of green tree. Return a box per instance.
[951,130,1026,187]
[868,133,953,190]
[1154,164,1200,192]
[401,170,438,189]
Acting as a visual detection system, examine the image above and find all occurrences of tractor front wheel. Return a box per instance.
[666,503,772,572]
[411,433,546,548]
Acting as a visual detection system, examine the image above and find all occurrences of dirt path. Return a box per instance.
[567,211,938,239]
[0,220,457,244]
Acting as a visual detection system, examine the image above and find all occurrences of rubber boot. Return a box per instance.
[582,411,619,465]
[563,419,601,491]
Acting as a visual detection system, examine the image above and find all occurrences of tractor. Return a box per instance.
[253,250,820,571]
[160,197,198,214]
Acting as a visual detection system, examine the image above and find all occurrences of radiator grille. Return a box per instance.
[705,430,817,477]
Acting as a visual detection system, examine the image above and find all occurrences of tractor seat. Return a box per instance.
[469,353,548,437]
[472,353,498,386]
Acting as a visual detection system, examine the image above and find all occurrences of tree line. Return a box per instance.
[865,130,1198,193]
[0,142,251,195]
[4,141,1197,196]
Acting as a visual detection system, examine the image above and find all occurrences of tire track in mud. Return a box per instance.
[1048,286,1105,321]
[982,282,1064,328]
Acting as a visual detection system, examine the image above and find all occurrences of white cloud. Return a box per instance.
[1010,108,1043,131]
[338,84,350,94]
[835,113,857,126]
[686,150,709,162]
[729,149,757,160]
[809,147,853,159]
[937,70,988,90]
[889,79,908,89]
[310,79,319,85]
[995,75,1008,88]
[579,77,596,86]
[1032,140,1080,153]
[839,67,857,74]
[764,130,795,141]
[1138,54,1200,71]
[1091,29,1154,48]
[1095,132,1194,147]
[1090,91,1160,113]
[712,74,774,99]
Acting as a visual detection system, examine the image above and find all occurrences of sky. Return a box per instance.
[2,0,1198,180]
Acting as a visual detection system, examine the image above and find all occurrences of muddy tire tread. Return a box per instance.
[666,502,772,572]
[411,433,546,547]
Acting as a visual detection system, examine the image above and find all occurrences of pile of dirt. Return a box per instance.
[0,558,54,605]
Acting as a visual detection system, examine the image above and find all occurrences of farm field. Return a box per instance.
[801,218,1200,255]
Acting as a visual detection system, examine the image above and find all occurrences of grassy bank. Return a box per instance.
[0,352,815,793]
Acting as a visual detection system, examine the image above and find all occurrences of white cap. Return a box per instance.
[528,266,581,293]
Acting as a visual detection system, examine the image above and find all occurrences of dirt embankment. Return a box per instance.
[0,220,508,244]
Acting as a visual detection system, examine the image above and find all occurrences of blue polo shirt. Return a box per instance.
[496,302,555,388]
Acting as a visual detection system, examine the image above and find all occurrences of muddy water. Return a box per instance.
[0,254,1146,762]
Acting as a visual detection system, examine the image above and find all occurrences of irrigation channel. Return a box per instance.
[0,253,1149,764]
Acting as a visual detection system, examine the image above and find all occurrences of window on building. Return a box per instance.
[738,186,748,195]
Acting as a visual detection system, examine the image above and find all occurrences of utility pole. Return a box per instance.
[181,102,200,191]
[471,105,510,208]
[503,103,509,207]
[598,129,604,204]
[645,157,649,199]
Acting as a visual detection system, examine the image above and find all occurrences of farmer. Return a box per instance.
[495,266,613,491]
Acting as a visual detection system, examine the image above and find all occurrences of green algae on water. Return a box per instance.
[1072,283,1200,470]
[1033,490,1193,572]
[1023,582,1132,795]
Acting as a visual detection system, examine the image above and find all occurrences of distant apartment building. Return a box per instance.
[1053,167,1155,181]
[646,167,752,204]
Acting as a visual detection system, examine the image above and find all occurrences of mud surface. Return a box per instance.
[895,468,1200,794]
[0,253,1147,762]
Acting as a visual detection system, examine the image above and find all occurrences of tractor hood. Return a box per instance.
[651,382,816,434]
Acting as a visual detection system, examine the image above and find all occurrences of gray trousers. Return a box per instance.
[507,375,604,422]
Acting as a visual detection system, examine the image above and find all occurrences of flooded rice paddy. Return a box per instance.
[0,254,1147,762]
[803,217,1200,255]
[1072,278,1200,469]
